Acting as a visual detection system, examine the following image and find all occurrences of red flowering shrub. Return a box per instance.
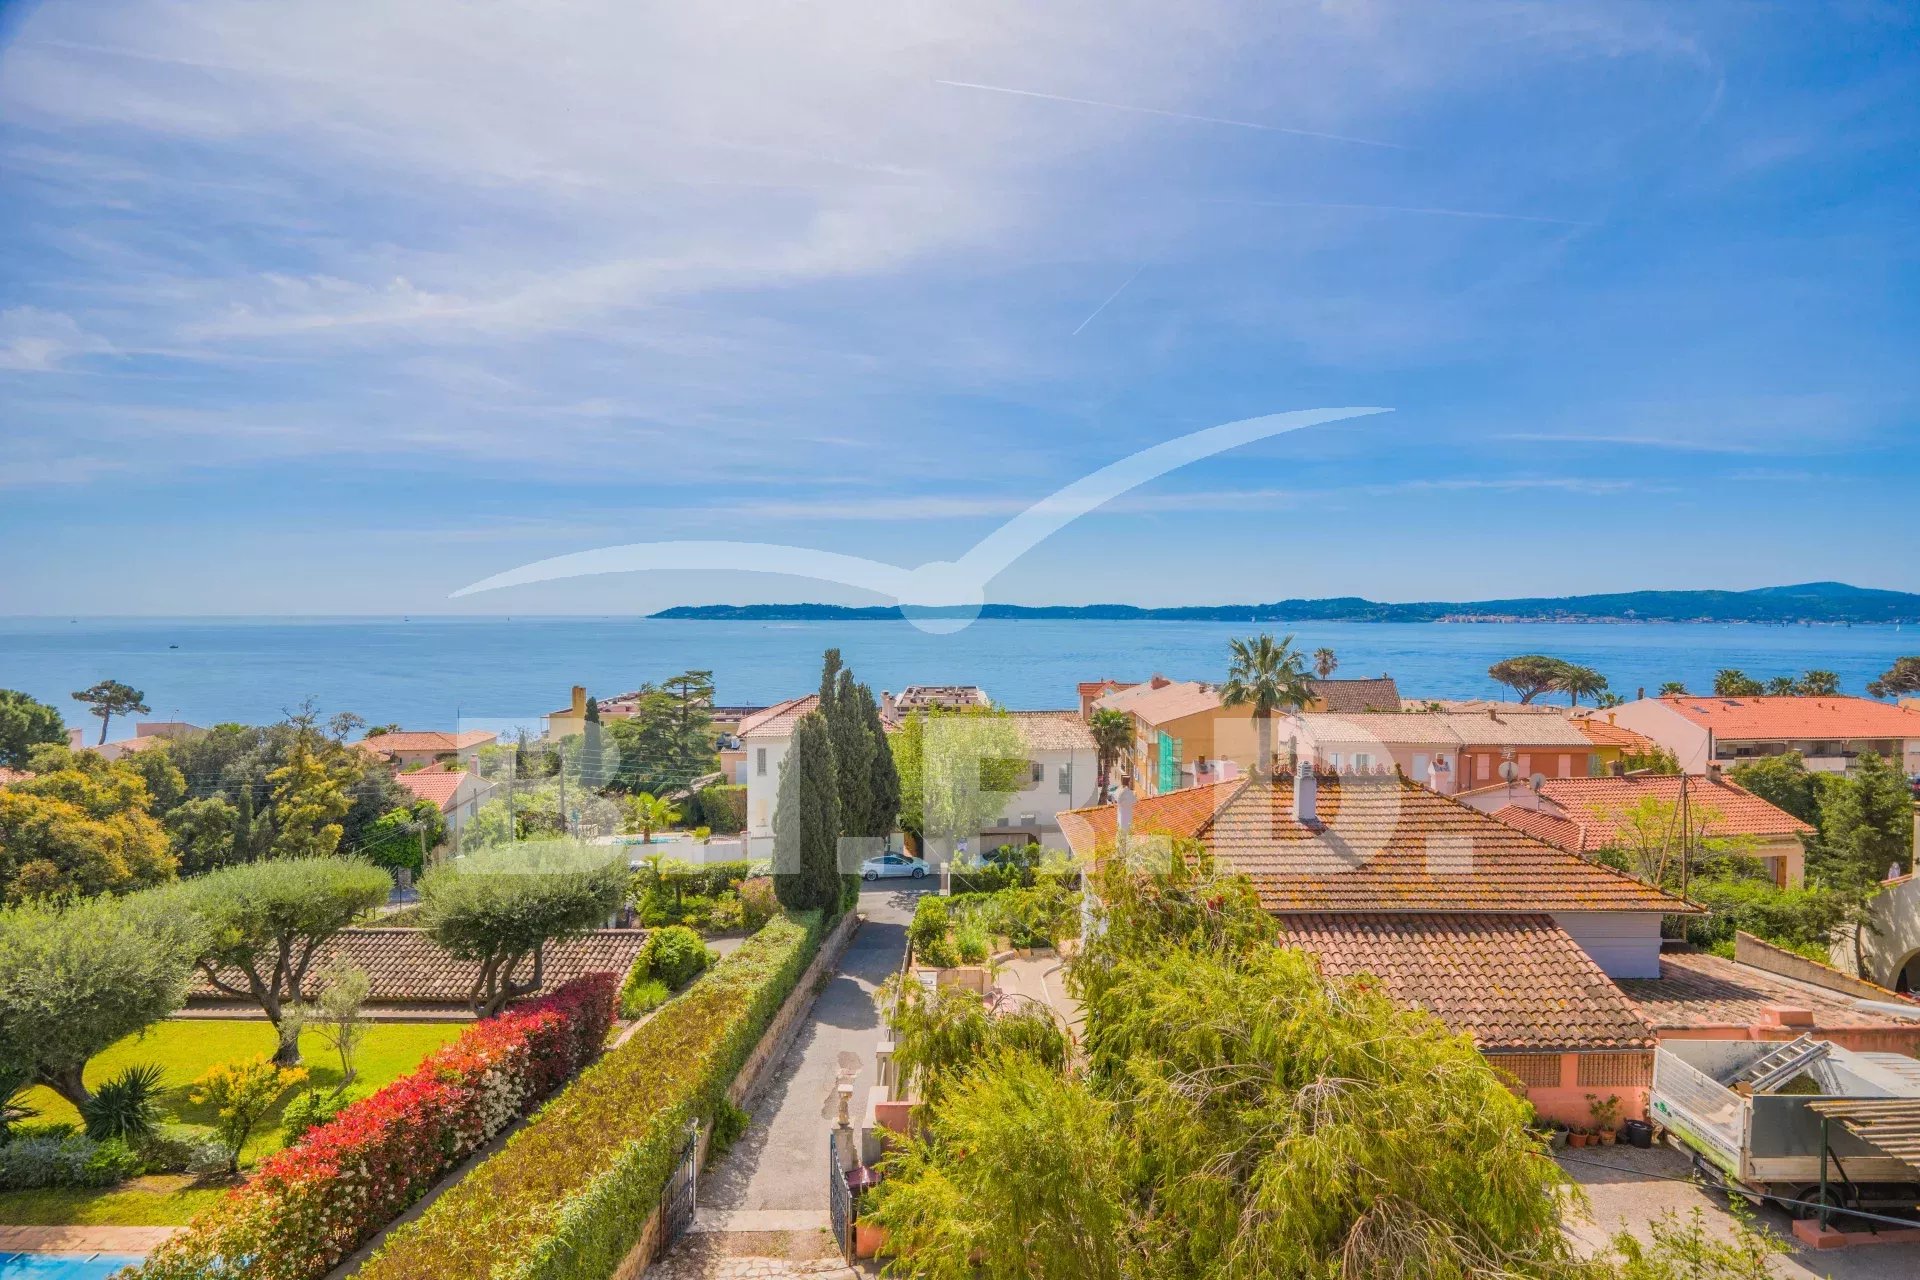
[129,973,616,1280]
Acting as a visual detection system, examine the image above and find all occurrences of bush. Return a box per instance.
[907,896,950,957]
[709,1097,750,1160]
[358,912,826,1280]
[953,917,991,965]
[620,976,671,1019]
[130,974,616,1280]
[694,784,747,834]
[81,1061,166,1142]
[0,1132,141,1190]
[136,1125,230,1176]
[280,1088,353,1146]
[708,892,746,933]
[650,925,714,989]
[738,877,777,931]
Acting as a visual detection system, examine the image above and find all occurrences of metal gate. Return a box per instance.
[654,1118,701,1259]
[828,1135,853,1260]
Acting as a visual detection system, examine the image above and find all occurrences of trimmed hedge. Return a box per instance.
[693,784,746,834]
[359,910,827,1280]
[129,975,616,1280]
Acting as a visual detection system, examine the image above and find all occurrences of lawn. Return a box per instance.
[1,1018,466,1227]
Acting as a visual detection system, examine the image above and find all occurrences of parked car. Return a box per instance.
[860,853,929,881]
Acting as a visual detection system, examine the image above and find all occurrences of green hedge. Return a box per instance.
[693,784,747,834]
[358,910,827,1280]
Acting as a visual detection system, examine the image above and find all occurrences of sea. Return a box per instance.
[1,616,1914,736]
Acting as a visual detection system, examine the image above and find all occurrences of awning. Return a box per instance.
[1805,1098,1920,1170]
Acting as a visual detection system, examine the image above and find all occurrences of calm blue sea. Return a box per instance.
[1,616,1914,735]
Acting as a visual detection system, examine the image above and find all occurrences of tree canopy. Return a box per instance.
[0,750,175,902]
[0,689,64,768]
[1868,656,1920,700]
[892,706,1024,852]
[773,710,841,911]
[0,892,204,1105]
[173,856,392,1060]
[1221,633,1315,777]
[419,840,626,1016]
[70,679,149,744]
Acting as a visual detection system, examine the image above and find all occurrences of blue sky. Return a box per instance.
[1,0,1916,616]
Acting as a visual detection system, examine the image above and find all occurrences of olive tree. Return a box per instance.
[420,840,626,1017]
[179,857,392,1062]
[0,893,204,1106]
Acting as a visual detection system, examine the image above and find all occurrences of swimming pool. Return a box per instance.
[0,1254,141,1279]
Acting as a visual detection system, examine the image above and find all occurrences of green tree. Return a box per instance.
[578,696,607,789]
[1,755,176,902]
[70,679,148,745]
[1658,681,1688,696]
[1729,752,1821,826]
[1798,669,1841,696]
[773,710,841,910]
[1764,674,1799,696]
[1311,646,1337,680]
[1558,663,1610,706]
[176,857,391,1062]
[891,707,1023,852]
[1817,751,1912,886]
[360,800,445,875]
[266,724,355,859]
[661,669,716,735]
[1220,632,1315,777]
[0,893,203,1106]
[603,687,714,795]
[1867,656,1920,700]
[627,792,680,842]
[1714,669,1765,697]
[420,840,626,1016]
[817,648,844,710]
[1088,707,1132,797]
[857,682,900,840]
[0,690,64,768]
[165,795,241,875]
[827,667,878,836]
[1488,654,1574,704]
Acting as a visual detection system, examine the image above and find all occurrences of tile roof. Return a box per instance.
[1570,716,1663,753]
[0,767,32,787]
[1097,679,1223,726]
[361,730,497,754]
[738,694,820,739]
[1619,950,1920,1034]
[1310,676,1402,713]
[1061,774,1694,915]
[1295,709,1592,750]
[1523,774,1814,854]
[394,768,481,811]
[1654,694,1920,741]
[1293,711,1460,747]
[1282,912,1655,1051]
[1007,710,1096,752]
[189,928,648,1008]
[1491,805,1587,850]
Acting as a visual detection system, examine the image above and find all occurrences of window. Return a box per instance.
[1058,765,1072,794]
[1412,753,1429,780]
[1354,752,1372,771]
[1328,752,1343,770]
[1031,760,1045,784]
[1476,754,1490,781]
[756,747,767,776]
[1557,754,1572,778]
[1516,754,1531,777]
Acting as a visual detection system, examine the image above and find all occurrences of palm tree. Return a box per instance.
[1312,647,1338,680]
[1220,634,1316,780]
[1557,665,1609,707]
[629,792,680,843]
[1657,682,1687,697]
[1088,708,1132,799]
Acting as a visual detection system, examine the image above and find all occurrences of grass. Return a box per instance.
[1,1019,465,1227]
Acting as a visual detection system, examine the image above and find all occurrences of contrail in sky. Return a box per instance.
[933,79,1403,149]
[1072,266,1143,336]
[1210,197,1592,226]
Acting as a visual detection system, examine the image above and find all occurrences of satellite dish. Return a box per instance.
[1498,761,1520,784]
[1530,773,1547,793]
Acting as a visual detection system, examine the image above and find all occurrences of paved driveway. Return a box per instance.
[696,882,923,1221]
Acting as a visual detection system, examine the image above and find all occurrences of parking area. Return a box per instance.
[1558,1143,1920,1279]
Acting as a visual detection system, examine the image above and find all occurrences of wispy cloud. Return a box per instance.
[932,79,1404,149]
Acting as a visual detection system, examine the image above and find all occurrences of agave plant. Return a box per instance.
[81,1062,167,1143]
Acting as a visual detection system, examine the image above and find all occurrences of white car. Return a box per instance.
[860,853,929,881]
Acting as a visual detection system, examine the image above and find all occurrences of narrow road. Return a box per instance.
[699,882,920,1219]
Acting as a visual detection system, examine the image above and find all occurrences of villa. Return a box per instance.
[1603,693,1920,776]
[359,728,497,771]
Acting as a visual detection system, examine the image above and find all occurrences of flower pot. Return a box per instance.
[1598,1128,1617,1146]
[1548,1128,1569,1152]
[855,1221,889,1259]
[1620,1119,1654,1149]
[1568,1132,1590,1148]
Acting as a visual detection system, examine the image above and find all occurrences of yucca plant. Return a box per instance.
[81,1062,167,1142]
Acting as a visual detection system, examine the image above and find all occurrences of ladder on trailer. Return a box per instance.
[1731,1035,1830,1094]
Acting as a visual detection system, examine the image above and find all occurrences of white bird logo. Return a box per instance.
[453,406,1390,631]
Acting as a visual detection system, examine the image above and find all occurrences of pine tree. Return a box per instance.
[773,710,841,910]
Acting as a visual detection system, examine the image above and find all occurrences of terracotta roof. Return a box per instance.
[1491,805,1587,850]
[1283,912,1655,1052]
[1521,774,1814,854]
[0,767,32,787]
[1007,711,1095,752]
[1062,774,1694,915]
[738,694,820,739]
[1097,679,1223,726]
[188,928,647,1008]
[395,768,482,811]
[1619,950,1920,1035]
[361,730,497,754]
[1654,694,1920,741]
[1570,716,1662,753]
[1293,711,1460,747]
[1310,676,1402,713]
[1294,709,1592,751]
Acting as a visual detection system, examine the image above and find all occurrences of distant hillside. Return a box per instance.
[651,583,1920,624]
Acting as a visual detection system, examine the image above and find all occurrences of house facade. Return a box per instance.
[740,694,822,862]
[394,767,495,853]
[1604,694,1920,777]
[976,711,1100,854]
[360,729,497,772]
[1284,708,1595,794]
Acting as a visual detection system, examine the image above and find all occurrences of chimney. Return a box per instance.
[67,726,86,750]
[881,691,896,722]
[1611,760,1626,777]
[1293,758,1320,828]
[571,685,587,717]
[1636,687,1645,701]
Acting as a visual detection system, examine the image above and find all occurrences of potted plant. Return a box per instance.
[1567,1127,1589,1148]
[1586,1093,1621,1145]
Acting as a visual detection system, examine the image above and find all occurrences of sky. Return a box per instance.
[1,0,1916,616]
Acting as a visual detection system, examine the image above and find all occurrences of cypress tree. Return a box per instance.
[818,648,844,711]
[773,710,841,910]
[581,697,605,789]
[828,669,875,834]
[858,682,901,840]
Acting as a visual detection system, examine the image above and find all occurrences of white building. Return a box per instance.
[741,694,821,862]
[1603,694,1920,777]
[977,711,1100,855]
